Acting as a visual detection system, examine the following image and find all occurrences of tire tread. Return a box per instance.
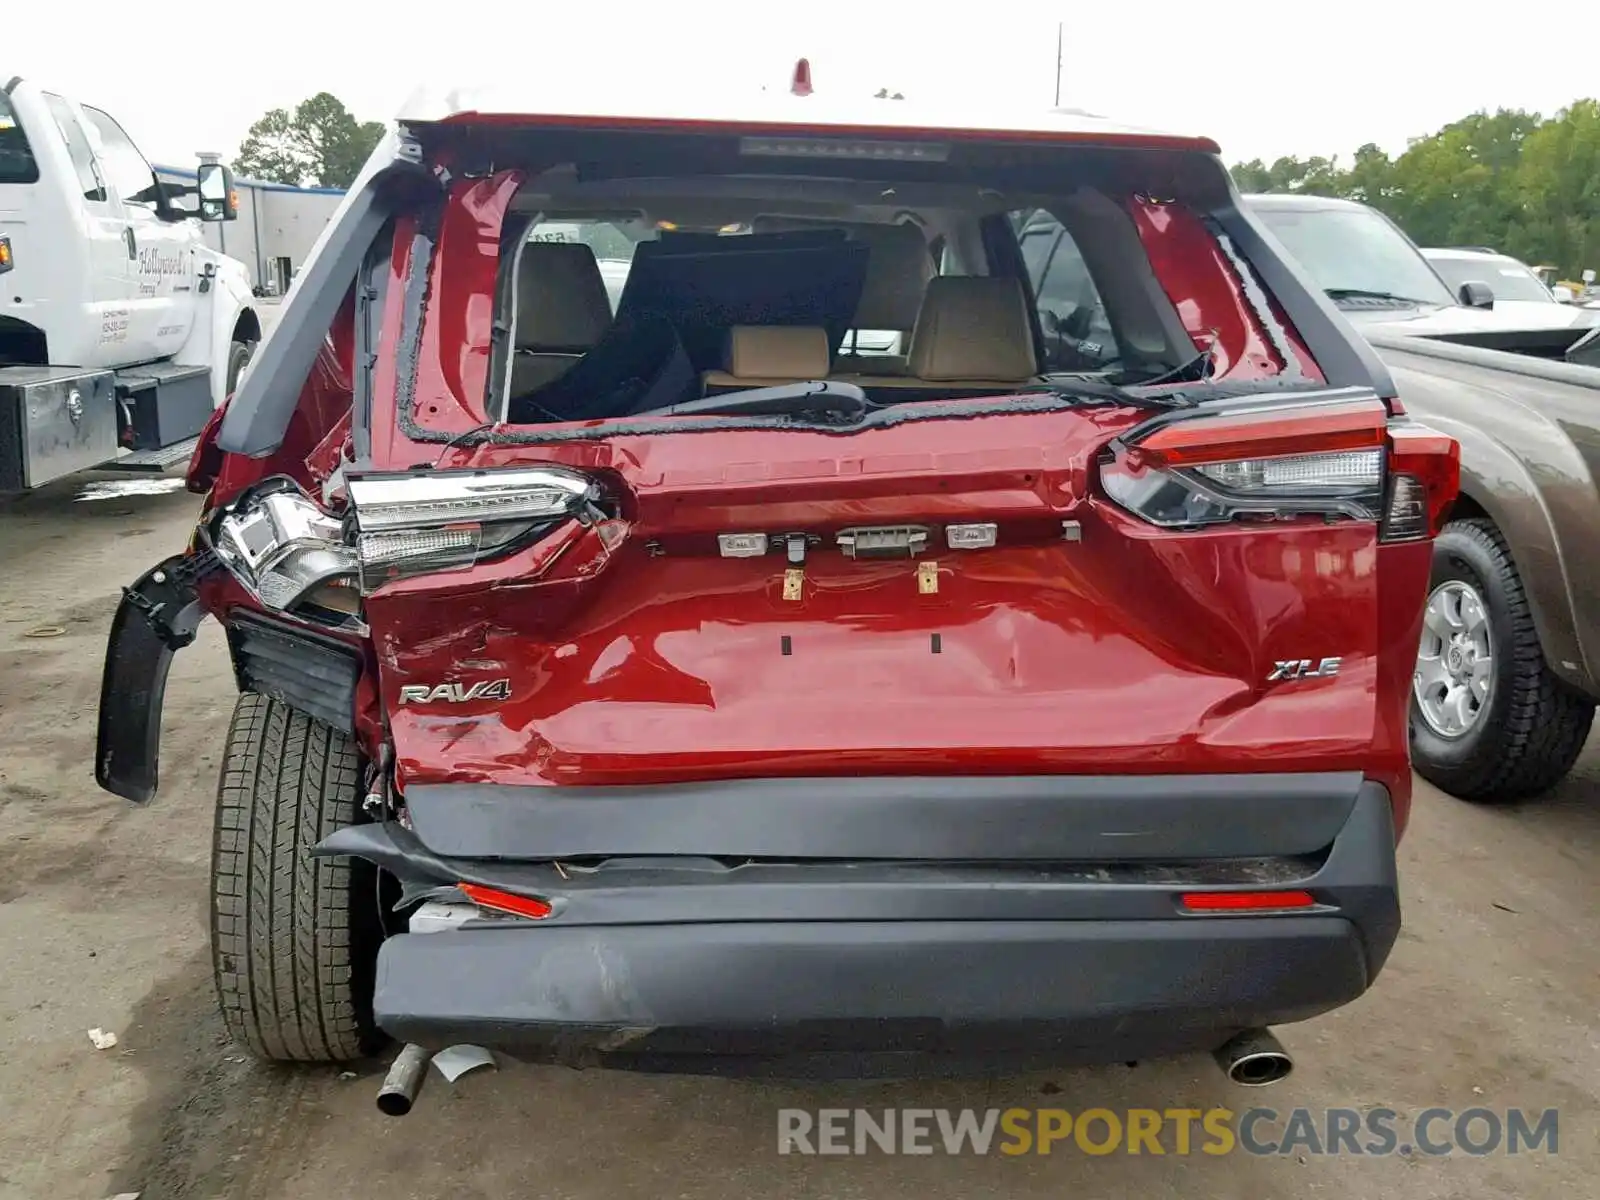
[210,692,372,1062]
[1416,519,1594,802]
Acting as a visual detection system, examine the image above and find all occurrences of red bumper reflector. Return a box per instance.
[459,883,553,920]
[1180,890,1316,912]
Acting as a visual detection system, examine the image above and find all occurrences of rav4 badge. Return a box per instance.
[398,680,513,704]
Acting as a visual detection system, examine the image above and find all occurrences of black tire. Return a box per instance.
[210,692,383,1062]
[225,339,255,397]
[1409,518,1594,803]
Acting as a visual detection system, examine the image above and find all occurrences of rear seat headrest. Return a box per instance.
[907,276,1038,382]
[852,223,934,332]
[723,326,831,380]
[514,241,612,351]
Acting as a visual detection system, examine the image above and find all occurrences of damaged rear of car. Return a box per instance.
[96,85,1459,1082]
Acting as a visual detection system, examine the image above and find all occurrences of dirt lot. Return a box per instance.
[0,476,1595,1200]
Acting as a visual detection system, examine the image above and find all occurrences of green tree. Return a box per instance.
[234,92,383,189]
[1514,99,1600,276]
[1381,109,1542,248]
[1229,98,1600,278]
[1230,155,1345,195]
[1343,143,1395,206]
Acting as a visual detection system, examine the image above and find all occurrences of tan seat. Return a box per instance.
[833,222,934,375]
[509,242,614,397]
[702,326,832,392]
[840,276,1039,391]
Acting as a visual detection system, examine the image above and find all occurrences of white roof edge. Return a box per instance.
[395,84,1217,150]
[1419,247,1509,258]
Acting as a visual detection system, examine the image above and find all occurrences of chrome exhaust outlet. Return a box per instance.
[376,1043,433,1116]
[1213,1028,1293,1087]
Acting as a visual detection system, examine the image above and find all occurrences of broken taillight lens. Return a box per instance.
[211,477,359,612]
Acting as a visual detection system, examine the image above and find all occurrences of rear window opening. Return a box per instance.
[508,212,955,412]
[487,169,1189,426]
[394,127,1319,440]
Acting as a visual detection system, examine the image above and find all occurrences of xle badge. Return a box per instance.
[1267,658,1342,682]
[399,679,513,704]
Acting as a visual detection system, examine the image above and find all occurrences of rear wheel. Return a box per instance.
[210,692,383,1061]
[1409,518,1594,803]
[225,339,255,397]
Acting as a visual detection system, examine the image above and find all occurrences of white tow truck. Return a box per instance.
[0,75,259,491]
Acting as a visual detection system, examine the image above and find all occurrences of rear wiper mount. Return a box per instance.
[1025,376,1198,412]
[633,380,872,423]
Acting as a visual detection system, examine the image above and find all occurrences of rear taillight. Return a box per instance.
[1100,396,1388,528]
[1100,395,1460,540]
[1381,421,1460,543]
[1379,474,1429,542]
[203,466,618,626]
[346,466,609,591]
[212,477,357,613]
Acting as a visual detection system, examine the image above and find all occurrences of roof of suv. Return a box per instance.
[1241,192,1372,212]
[397,85,1221,154]
[1420,247,1519,265]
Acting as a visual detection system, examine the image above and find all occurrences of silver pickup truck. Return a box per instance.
[1247,193,1600,802]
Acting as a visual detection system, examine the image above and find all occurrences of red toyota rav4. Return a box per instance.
[96,81,1459,1085]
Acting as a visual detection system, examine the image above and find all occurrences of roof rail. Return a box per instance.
[1442,245,1500,254]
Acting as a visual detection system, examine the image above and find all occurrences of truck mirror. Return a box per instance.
[196,161,238,223]
[1457,280,1495,310]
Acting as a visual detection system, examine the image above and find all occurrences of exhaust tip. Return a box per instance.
[376,1089,415,1118]
[1214,1029,1293,1087]
[376,1043,433,1116]
[1226,1049,1293,1086]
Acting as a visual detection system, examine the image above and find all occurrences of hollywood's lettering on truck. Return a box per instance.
[137,247,188,279]
[135,247,189,295]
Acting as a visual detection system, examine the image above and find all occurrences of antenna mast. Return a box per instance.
[1054,21,1064,106]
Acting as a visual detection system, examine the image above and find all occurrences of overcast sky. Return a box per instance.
[13,0,1597,171]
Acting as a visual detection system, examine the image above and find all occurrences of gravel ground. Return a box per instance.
[0,475,1594,1200]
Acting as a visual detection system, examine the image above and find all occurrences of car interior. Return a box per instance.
[489,169,1197,425]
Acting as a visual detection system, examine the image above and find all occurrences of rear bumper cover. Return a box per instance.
[377,916,1367,1072]
[323,775,1400,1073]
